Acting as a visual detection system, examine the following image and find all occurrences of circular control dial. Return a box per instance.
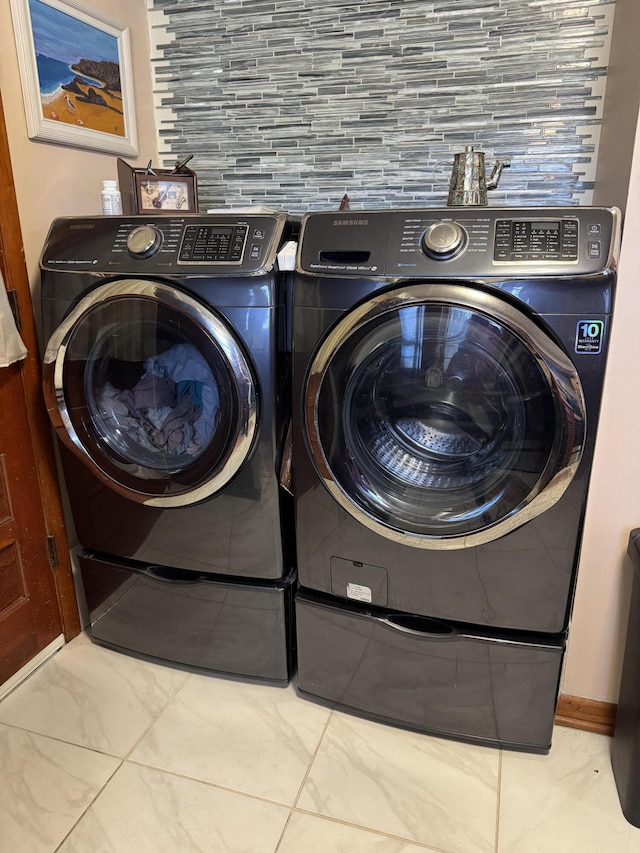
[422,221,467,260]
[126,225,163,258]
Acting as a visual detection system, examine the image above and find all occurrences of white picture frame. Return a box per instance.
[10,0,138,157]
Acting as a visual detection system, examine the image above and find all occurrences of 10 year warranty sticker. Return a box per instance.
[575,320,604,354]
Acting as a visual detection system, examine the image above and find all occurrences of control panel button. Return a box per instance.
[588,240,601,259]
[422,221,467,259]
[126,224,163,258]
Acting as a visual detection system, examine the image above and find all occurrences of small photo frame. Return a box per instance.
[134,172,198,214]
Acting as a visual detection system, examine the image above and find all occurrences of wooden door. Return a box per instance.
[0,90,80,684]
[0,363,63,679]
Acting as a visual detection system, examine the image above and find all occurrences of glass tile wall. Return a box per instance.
[146,0,615,213]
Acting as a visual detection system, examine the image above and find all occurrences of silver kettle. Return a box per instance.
[447,145,510,207]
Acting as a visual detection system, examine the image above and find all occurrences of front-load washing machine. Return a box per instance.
[292,207,619,750]
[41,214,296,682]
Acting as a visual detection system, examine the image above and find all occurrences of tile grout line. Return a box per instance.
[273,706,338,853]
[53,758,123,853]
[121,669,194,761]
[291,706,335,809]
[0,718,121,762]
[281,707,455,853]
[123,757,295,810]
[273,809,296,853]
[288,806,457,852]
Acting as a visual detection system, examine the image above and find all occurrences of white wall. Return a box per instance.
[563,107,640,702]
[0,0,158,289]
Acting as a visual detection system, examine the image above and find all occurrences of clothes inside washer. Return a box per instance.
[98,343,220,458]
[145,343,220,445]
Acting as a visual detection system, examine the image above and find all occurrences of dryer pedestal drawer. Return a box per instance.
[79,552,294,683]
[295,592,564,752]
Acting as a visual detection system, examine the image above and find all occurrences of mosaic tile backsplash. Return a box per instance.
[146,0,615,213]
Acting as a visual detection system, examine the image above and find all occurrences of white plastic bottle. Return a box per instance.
[101,180,122,215]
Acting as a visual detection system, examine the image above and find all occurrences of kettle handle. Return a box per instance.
[486,158,511,190]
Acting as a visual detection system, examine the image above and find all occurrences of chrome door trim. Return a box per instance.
[43,278,258,508]
[304,283,586,549]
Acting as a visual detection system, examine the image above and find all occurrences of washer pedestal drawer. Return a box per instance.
[79,551,294,683]
[295,591,564,752]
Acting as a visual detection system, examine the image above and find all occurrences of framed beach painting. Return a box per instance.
[10,0,138,156]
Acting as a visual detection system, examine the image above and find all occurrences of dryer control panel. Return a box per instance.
[40,214,289,277]
[298,207,620,278]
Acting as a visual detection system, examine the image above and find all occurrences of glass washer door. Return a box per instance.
[43,278,258,507]
[305,283,586,549]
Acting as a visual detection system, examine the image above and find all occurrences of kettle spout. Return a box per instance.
[486,158,510,191]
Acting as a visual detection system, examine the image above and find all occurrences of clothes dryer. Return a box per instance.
[41,214,295,682]
[292,207,619,749]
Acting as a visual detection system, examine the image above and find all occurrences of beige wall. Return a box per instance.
[563,107,640,703]
[593,0,640,215]
[563,0,640,706]
[0,0,158,290]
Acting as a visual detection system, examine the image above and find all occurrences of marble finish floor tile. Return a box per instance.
[5,633,640,853]
[58,761,289,853]
[278,811,436,851]
[0,722,118,853]
[499,726,640,852]
[297,711,499,852]
[130,675,331,804]
[0,633,189,757]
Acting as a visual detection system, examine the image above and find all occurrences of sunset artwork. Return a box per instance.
[29,0,125,138]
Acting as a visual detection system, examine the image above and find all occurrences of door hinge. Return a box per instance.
[6,289,21,332]
[46,535,58,570]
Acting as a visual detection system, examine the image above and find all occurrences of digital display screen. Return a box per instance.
[530,222,560,231]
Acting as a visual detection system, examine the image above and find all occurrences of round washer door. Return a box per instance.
[304,283,586,549]
[43,278,258,507]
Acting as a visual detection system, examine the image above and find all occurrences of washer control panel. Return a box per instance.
[40,214,288,276]
[298,207,619,278]
[178,224,247,263]
[493,218,579,263]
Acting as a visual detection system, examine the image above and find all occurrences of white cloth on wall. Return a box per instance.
[0,269,27,367]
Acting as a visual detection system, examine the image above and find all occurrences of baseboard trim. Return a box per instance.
[555,693,617,736]
[0,635,65,702]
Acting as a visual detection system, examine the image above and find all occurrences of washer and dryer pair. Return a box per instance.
[42,206,619,752]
